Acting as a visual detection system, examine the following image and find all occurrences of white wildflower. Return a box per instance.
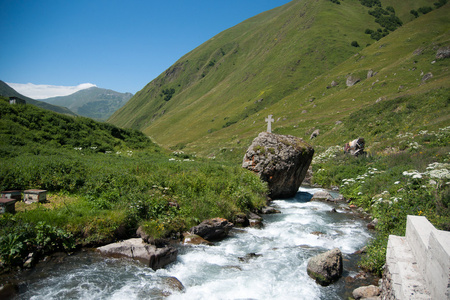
[427,169,450,179]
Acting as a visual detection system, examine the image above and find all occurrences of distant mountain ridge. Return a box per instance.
[0,80,77,116]
[41,87,133,120]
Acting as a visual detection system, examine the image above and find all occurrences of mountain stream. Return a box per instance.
[12,187,377,299]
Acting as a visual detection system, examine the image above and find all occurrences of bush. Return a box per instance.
[0,217,75,268]
[368,7,389,18]
[375,14,403,32]
[434,0,448,8]
[418,6,433,14]
[162,88,175,101]
[351,41,360,47]
[385,6,395,14]
[370,31,384,40]
[359,0,381,8]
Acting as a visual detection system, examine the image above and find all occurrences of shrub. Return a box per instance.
[0,217,75,268]
[162,88,175,101]
[375,14,403,32]
[369,7,389,18]
[370,31,383,40]
[434,0,448,8]
[359,0,381,8]
[418,6,433,14]
[0,233,26,266]
[351,41,360,47]
[385,6,395,14]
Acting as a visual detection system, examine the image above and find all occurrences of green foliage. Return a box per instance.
[366,4,402,35]
[329,0,340,4]
[0,233,25,267]
[162,88,175,101]
[359,235,387,277]
[359,0,381,8]
[0,216,74,268]
[418,6,433,14]
[385,6,395,14]
[434,0,448,8]
[313,127,450,275]
[375,14,403,31]
[351,41,360,47]
[311,86,450,275]
[410,9,419,18]
[0,101,156,156]
[34,221,75,253]
[368,7,389,18]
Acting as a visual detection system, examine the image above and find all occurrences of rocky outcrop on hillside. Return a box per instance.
[436,46,450,59]
[307,248,343,286]
[346,75,361,87]
[97,238,178,270]
[242,132,314,198]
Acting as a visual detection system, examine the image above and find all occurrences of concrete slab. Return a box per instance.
[384,216,449,300]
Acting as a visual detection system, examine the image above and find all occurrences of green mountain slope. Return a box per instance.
[108,0,449,158]
[42,87,133,121]
[0,96,155,155]
[0,81,77,116]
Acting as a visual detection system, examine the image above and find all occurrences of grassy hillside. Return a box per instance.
[0,81,77,116]
[0,99,267,269]
[108,0,448,159]
[109,0,373,137]
[42,87,133,121]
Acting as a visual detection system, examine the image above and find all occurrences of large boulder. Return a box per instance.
[307,248,343,286]
[188,218,234,241]
[97,238,178,270]
[242,132,314,198]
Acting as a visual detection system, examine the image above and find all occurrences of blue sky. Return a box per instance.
[1,0,291,98]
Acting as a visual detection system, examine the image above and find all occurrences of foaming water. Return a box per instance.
[14,187,374,300]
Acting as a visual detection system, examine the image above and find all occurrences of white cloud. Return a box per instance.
[7,82,97,99]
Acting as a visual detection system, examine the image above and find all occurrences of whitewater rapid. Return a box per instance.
[16,187,373,300]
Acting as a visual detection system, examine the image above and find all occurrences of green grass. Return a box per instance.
[0,101,267,269]
[312,121,450,275]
